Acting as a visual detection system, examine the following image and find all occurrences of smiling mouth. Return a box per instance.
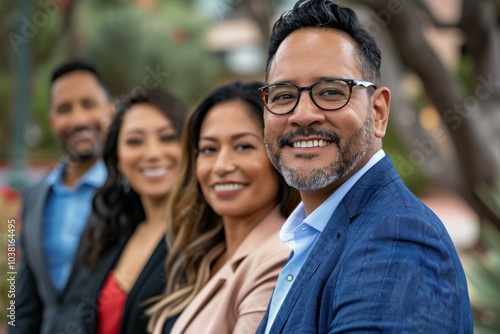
[278,128,339,149]
[213,183,245,192]
[142,167,169,177]
[67,128,100,141]
[292,139,331,148]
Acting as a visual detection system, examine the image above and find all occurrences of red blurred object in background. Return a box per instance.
[0,184,22,233]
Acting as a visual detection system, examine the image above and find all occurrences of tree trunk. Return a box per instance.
[353,0,500,228]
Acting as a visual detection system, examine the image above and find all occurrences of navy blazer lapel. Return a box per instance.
[270,203,351,334]
[24,180,59,304]
[340,157,400,220]
[269,156,400,333]
[256,307,270,334]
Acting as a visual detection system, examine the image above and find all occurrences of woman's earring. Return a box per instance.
[120,174,130,193]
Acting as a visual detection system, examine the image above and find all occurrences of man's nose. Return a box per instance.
[69,105,94,128]
[287,91,326,127]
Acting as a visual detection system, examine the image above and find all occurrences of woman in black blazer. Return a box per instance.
[78,88,187,334]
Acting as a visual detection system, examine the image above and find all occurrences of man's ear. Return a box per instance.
[371,87,391,139]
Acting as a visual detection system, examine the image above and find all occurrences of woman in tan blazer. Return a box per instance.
[148,81,300,334]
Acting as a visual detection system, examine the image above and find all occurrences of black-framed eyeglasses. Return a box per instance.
[258,78,377,115]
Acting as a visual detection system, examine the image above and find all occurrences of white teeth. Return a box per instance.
[142,168,168,177]
[292,140,329,148]
[214,183,244,192]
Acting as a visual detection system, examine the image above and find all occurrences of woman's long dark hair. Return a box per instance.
[80,88,187,272]
[147,81,300,327]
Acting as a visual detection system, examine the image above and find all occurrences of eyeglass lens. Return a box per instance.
[265,80,351,114]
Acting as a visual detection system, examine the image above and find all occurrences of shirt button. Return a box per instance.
[286,275,293,282]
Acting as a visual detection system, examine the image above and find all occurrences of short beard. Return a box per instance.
[65,141,103,162]
[61,126,105,163]
[265,114,373,191]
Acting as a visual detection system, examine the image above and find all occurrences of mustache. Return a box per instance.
[62,125,102,140]
[277,127,340,148]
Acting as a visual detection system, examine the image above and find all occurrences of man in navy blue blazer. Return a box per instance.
[257,0,473,333]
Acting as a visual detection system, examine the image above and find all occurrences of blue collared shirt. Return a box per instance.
[265,150,385,333]
[43,160,107,295]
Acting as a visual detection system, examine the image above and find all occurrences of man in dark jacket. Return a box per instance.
[12,60,113,334]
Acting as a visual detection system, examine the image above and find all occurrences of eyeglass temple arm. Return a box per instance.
[353,80,377,88]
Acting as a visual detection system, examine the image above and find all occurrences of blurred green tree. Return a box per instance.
[79,1,224,104]
[0,0,224,161]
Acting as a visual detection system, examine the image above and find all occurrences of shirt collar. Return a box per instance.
[45,159,107,190]
[84,160,107,188]
[280,149,386,243]
[279,202,306,243]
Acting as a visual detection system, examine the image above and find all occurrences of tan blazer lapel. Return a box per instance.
[173,205,285,333]
[172,245,227,333]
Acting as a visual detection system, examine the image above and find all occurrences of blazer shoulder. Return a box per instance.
[234,231,290,293]
[21,178,48,202]
[247,231,290,267]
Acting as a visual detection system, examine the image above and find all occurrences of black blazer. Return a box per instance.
[13,175,168,334]
[79,233,167,334]
[13,177,96,334]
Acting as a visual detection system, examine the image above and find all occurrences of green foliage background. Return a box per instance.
[6,2,498,332]
[1,1,225,160]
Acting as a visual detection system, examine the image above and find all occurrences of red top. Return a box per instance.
[97,272,127,334]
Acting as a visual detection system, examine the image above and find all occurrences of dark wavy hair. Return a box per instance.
[147,81,300,326]
[80,88,188,272]
[266,0,382,86]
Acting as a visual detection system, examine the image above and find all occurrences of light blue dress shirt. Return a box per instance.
[265,150,385,333]
[43,160,106,295]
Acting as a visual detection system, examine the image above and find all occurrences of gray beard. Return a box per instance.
[265,115,373,191]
